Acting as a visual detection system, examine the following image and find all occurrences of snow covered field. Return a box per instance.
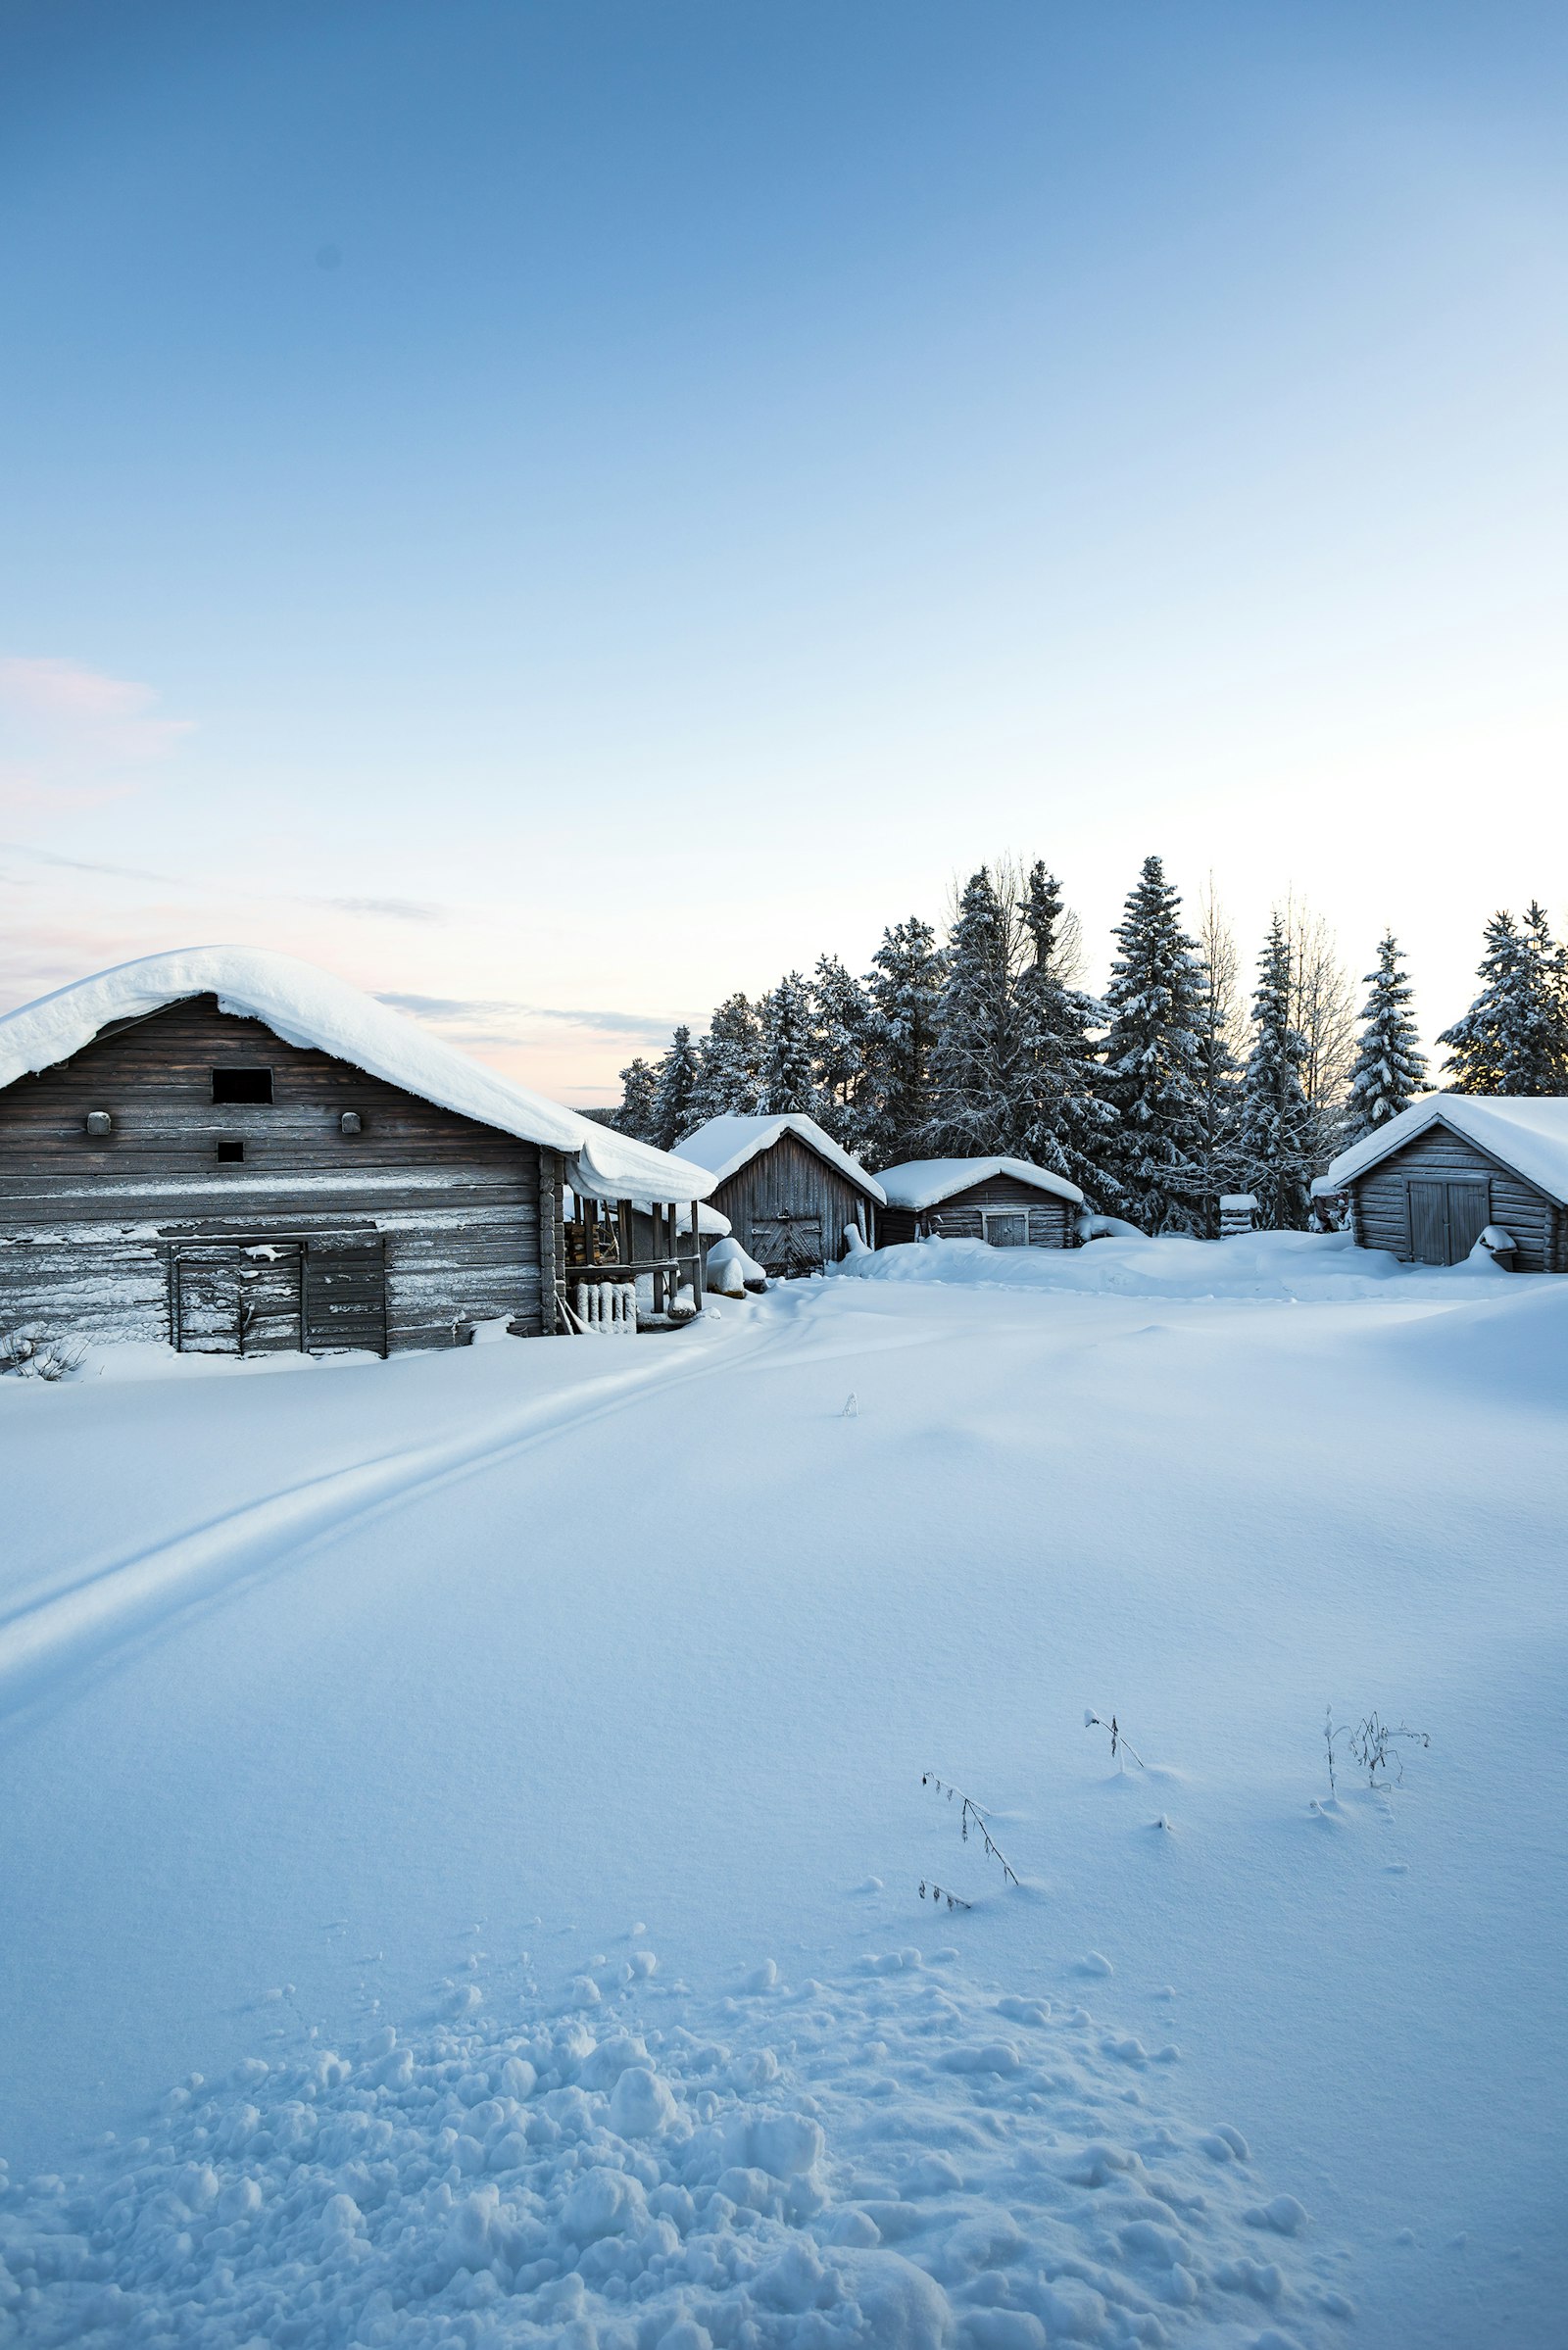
[1,1235,1564,2348]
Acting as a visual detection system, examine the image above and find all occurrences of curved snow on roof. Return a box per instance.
[0,946,717,1202]
[1325,1092,1568,1205]
[876,1154,1085,1210]
[673,1113,887,1204]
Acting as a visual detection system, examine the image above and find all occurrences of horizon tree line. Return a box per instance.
[609,858,1568,1234]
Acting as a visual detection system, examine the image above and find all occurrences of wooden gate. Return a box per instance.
[1407,1180,1490,1265]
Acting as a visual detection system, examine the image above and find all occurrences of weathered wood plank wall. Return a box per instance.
[1348,1120,1559,1270]
[0,996,546,1348]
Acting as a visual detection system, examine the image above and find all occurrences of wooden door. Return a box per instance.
[303,1234,388,1354]
[1444,1184,1490,1262]
[173,1248,242,1353]
[983,1210,1029,1248]
[236,1245,303,1353]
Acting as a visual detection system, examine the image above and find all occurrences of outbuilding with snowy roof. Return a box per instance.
[672,1113,885,1279]
[1318,1093,1568,1271]
[876,1156,1084,1250]
[0,947,718,1358]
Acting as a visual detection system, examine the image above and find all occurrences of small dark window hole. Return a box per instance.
[217,1139,246,1163]
[213,1067,272,1103]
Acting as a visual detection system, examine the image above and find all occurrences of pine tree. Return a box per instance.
[1437,907,1568,1094]
[650,1023,699,1151]
[759,971,818,1116]
[926,867,1027,1155]
[811,953,873,1150]
[1236,914,1317,1229]
[1012,862,1116,1201]
[1100,855,1208,1233]
[862,917,947,1166]
[612,1055,659,1142]
[1343,933,1428,1146]
[689,993,763,1124]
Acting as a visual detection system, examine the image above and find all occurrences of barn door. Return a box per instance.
[982,1210,1028,1248]
[303,1234,387,1355]
[749,1211,824,1278]
[173,1248,242,1354]
[1443,1184,1489,1262]
[1408,1181,1489,1265]
[173,1243,303,1354]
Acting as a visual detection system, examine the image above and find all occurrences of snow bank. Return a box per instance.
[0,1948,1340,2348]
[0,947,716,1204]
[675,1114,885,1204]
[705,1236,767,1295]
[833,1228,1530,1304]
[877,1155,1083,1210]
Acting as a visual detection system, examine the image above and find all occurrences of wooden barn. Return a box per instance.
[876,1155,1084,1248]
[0,947,717,1358]
[673,1114,885,1278]
[1321,1094,1568,1271]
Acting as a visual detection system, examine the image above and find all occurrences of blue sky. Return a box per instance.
[3,1,1566,1099]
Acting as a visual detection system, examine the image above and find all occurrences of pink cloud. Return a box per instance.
[0,656,195,764]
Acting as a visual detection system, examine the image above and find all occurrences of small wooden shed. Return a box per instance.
[876,1156,1084,1248]
[1322,1094,1568,1271]
[0,947,717,1357]
[673,1114,885,1278]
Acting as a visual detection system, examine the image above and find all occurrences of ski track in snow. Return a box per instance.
[0,1323,808,1720]
[0,1942,1354,2349]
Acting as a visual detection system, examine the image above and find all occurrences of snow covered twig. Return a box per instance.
[921,1773,1019,1887]
[1084,1709,1145,1770]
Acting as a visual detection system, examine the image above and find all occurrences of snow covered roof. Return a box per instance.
[0,947,718,1202]
[1324,1093,1568,1205]
[673,1113,887,1204]
[876,1155,1085,1211]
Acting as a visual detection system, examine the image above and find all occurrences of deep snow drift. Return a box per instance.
[0,1235,1563,2347]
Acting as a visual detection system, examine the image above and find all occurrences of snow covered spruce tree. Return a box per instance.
[926,867,1029,1155]
[759,971,819,1116]
[651,1023,699,1150]
[811,953,874,1151]
[612,1054,659,1141]
[1099,856,1209,1232]
[1013,862,1116,1199]
[1191,882,1246,1234]
[1236,913,1317,1228]
[1343,933,1428,1146]
[862,916,947,1166]
[1439,905,1568,1094]
[689,993,763,1123]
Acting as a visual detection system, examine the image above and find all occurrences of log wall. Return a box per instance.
[0,996,547,1350]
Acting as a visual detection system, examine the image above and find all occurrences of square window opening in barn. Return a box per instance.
[212,1067,273,1103]
[217,1138,245,1163]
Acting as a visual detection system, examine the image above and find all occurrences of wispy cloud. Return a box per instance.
[375,991,677,1045]
[0,656,195,765]
[323,896,447,923]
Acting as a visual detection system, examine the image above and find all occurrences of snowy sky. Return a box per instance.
[3,0,1566,1102]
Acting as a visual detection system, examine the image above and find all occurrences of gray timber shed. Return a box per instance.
[0,947,717,1357]
[1321,1094,1568,1271]
[672,1113,886,1278]
[876,1155,1084,1248]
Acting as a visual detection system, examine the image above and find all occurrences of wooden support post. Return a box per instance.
[689,1198,703,1312]
[539,1149,560,1334]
